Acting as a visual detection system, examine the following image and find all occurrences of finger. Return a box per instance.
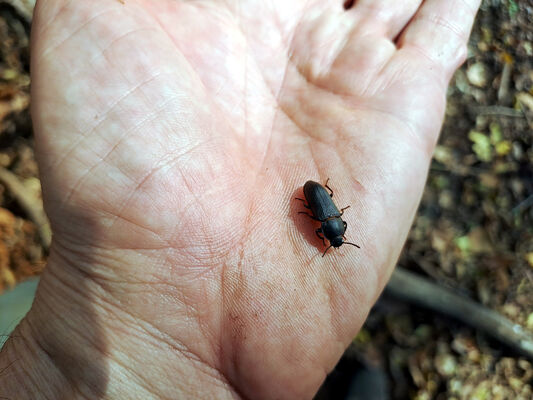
[346,0,423,39]
[308,0,422,94]
[396,0,481,82]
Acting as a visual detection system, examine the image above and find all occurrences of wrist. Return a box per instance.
[0,316,71,398]
[0,255,238,399]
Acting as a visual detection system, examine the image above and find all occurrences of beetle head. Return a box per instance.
[330,236,344,248]
[322,237,361,257]
[322,236,345,257]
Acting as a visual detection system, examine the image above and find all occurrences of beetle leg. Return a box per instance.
[298,211,320,221]
[324,178,334,197]
[295,197,310,209]
[343,221,347,230]
[315,229,326,246]
[340,205,350,215]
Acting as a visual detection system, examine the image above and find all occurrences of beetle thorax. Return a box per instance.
[322,218,346,246]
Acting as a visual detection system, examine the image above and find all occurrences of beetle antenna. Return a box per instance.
[344,242,360,248]
[322,245,333,257]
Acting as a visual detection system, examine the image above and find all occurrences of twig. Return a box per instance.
[410,256,464,293]
[472,106,524,118]
[497,61,512,103]
[512,194,533,216]
[0,167,50,250]
[0,0,35,22]
[385,267,533,360]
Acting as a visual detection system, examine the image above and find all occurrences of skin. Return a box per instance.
[0,0,480,398]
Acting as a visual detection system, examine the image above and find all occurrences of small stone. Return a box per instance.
[517,92,533,113]
[435,353,457,377]
[434,145,452,165]
[439,190,454,209]
[512,142,524,160]
[467,62,489,87]
[502,303,519,318]
[523,42,533,56]
[478,41,489,52]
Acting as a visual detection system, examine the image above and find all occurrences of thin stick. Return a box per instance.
[0,0,35,22]
[497,61,512,102]
[0,167,51,250]
[386,267,533,360]
[472,106,523,118]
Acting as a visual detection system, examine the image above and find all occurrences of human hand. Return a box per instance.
[2,0,479,398]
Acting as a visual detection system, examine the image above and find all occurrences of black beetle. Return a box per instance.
[296,179,360,257]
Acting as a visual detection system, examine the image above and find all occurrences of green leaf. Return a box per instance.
[508,0,519,18]
[468,130,493,162]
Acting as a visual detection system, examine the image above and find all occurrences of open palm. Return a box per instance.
[27,0,479,398]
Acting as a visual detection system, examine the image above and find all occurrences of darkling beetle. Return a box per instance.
[296,179,360,257]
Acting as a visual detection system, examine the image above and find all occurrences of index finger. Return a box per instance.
[395,0,482,83]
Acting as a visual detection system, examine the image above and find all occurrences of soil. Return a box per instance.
[0,1,530,399]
